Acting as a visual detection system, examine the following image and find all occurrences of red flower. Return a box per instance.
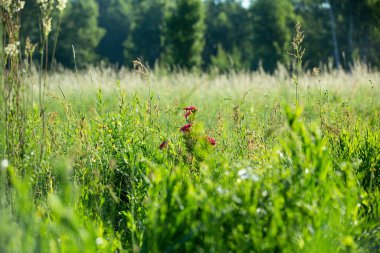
[184,106,198,112]
[180,124,192,133]
[207,136,216,146]
[184,111,192,119]
[159,141,168,150]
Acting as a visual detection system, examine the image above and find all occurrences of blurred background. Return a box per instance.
[20,0,380,72]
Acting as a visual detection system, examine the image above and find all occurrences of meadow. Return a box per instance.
[1,61,380,252]
[1,2,380,251]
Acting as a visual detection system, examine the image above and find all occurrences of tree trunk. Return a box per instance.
[327,0,340,69]
[348,0,354,69]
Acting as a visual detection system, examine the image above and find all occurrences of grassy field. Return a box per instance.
[1,62,380,252]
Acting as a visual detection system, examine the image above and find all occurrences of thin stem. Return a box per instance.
[39,36,48,163]
[72,44,77,73]
[39,40,44,114]
[50,14,62,71]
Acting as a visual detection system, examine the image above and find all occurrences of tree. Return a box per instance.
[162,0,205,70]
[20,1,40,46]
[96,0,133,66]
[249,0,296,73]
[336,0,380,69]
[326,0,340,68]
[123,0,165,68]
[296,0,380,70]
[203,0,251,71]
[294,0,335,70]
[55,0,105,69]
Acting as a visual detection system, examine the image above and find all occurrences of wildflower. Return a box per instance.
[95,237,104,246]
[36,0,48,8]
[25,37,37,56]
[42,16,52,37]
[56,0,67,12]
[184,111,191,119]
[36,0,47,5]
[14,1,24,11]
[184,106,197,122]
[312,67,320,77]
[36,0,50,13]
[5,42,20,57]
[0,0,12,11]
[238,167,259,182]
[1,159,9,171]
[159,141,168,150]
[180,124,192,133]
[238,168,249,180]
[184,106,197,112]
[1,0,24,13]
[207,136,216,146]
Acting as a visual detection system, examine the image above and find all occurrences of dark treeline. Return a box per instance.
[20,0,380,72]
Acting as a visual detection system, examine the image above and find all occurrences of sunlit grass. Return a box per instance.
[0,63,379,252]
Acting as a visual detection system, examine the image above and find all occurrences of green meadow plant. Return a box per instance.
[140,106,369,252]
[289,22,305,107]
[179,105,216,173]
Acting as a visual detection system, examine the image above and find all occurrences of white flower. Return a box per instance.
[238,168,249,180]
[5,42,19,57]
[56,0,67,12]
[1,159,9,170]
[276,150,284,159]
[0,0,12,12]
[237,167,259,182]
[14,1,25,12]
[36,0,47,6]
[36,0,49,12]
[95,237,104,246]
[42,16,52,37]
[256,208,267,215]
[251,174,259,182]
[216,186,225,194]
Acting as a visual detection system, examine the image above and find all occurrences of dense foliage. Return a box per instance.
[17,0,380,71]
[161,0,205,70]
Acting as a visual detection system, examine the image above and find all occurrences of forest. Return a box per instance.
[18,0,380,72]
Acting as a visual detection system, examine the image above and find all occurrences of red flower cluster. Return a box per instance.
[180,124,192,133]
[159,141,168,150]
[184,106,198,112]
[207,136,216,146]
[177,105,217,151]
[184,106,198,121]
[184,111,192,119]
